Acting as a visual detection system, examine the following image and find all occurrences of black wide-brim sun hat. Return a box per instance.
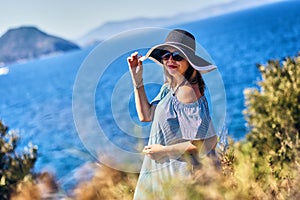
[144,29,217,74]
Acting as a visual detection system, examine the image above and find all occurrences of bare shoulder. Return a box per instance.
[176,85,202,103]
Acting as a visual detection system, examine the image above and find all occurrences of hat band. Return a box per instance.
[165,42,195,53]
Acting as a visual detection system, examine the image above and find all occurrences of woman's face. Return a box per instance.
[162,47,189,77]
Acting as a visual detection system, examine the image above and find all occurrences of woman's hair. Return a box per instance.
[164,64,206,96]
[184,65,206,96]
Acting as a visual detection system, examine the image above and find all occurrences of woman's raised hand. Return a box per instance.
[127,51,142,68]
[127,52,144,89]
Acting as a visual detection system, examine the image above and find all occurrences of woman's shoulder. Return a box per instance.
[176,84,202,104]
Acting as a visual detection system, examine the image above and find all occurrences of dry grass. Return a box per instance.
[71,164,138,200]
[10,172,59,200]
[9,144,300,200]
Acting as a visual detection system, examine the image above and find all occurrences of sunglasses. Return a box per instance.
[161,51,185,61]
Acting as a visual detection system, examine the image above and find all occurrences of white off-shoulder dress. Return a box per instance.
[133,83,216,200]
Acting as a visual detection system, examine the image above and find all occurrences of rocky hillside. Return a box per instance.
[0,26,80,64]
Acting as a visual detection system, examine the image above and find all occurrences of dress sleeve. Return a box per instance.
[150,83,169,105]
[174,96,216,140]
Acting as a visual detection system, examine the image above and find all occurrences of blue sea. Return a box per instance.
[0,0,299,193]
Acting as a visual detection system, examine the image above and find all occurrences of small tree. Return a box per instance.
[0,121,37,200]
[243,54,300,175]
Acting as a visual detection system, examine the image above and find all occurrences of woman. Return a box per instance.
[127,29,218,199]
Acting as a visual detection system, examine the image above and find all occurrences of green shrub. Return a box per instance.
[0,121,37,200]
[243,54,300,173]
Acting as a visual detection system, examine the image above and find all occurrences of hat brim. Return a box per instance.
[145,43,217,74]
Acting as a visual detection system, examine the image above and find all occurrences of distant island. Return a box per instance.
[0,26,80,65]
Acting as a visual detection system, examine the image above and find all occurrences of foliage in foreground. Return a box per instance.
[244,54,300,173]
[10,54,300,199]
[0,121,37,200]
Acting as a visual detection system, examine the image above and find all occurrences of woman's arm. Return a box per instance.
[134,86,156,122]
[143,135,217,161]
[127,52,155,122]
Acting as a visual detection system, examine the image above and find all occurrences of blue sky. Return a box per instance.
[0,0,282,40]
